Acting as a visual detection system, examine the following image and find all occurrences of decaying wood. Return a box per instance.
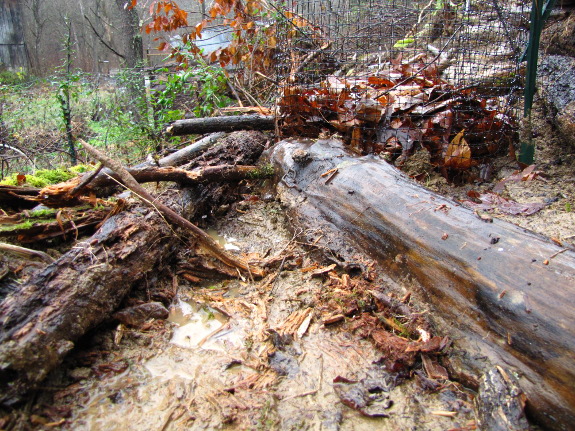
[268,139,575,431]
[0,185,39,209]
[166,114,275,136]
[70,132,226,198]
[0,206,113,244]
[0,209,178,404]
[475,367,530,431]
[96,164,263,188]
[34,132,268,209]
[79,139,264,278]
[37,164,265,208]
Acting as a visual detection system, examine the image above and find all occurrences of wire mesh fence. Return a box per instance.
[275,0,530,177]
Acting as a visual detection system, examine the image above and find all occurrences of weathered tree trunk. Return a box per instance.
[166,115,275,136]
[268,139,575,431]
[0,209,178,405]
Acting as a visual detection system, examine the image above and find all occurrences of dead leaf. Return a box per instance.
[444,130,472,170]
[493,164,538,193]
[463,192,548,216]
[422,354,449,380]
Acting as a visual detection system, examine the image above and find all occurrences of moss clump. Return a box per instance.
[0,220,36,232]
[28,208,58,218]
[248,164,275,179]
[0,164,92,188]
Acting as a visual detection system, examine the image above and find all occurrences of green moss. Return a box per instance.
[69,164,93,174]
[0,220,35,232]
[0,164,92,187]
[248,164,275,179]
[28,208,58,218]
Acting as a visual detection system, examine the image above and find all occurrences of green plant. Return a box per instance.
[192,58,233,117]
[55,16,81,164]
[0,166,88,188]
[248,164,275,179]
[151,51,233,125]
[566,202,572,212]
[0,68,28,86]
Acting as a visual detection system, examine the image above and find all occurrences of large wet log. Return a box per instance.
[0,209,178,405]
[268,138,575,431]
[166,114,275,136]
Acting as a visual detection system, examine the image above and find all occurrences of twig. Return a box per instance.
[227,81,244,107]
[0,242,55,264]
[78,139,264,277]
[233,76,264,109]
[288,42,333,84]
[550,248,569,260]
[71,163,103,196]
[255,71,279,85]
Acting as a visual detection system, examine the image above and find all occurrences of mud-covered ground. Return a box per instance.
[1,195,481,431]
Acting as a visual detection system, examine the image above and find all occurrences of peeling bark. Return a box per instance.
[0,209,178,405]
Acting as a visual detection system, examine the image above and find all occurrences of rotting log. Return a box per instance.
[0,209,178,405]
[268,138,575,431]
[34,131,269,208]
[166,114,275,136]
[79,139,264,278]
[94,164,263,188]
[36,164,264,208]
[83,132,227,192]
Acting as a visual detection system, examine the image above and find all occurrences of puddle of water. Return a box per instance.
[206,228,240,251]
[167,298,227,349]
[166,298,245,352]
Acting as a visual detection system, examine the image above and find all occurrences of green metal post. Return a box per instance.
[519,0,557,165]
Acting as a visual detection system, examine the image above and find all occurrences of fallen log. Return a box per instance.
[34,131,268,208]
[78,132,227,194]
[268,138,575,431]
[0,209,178,404]
[165,114,275,136]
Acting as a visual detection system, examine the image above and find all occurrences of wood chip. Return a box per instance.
[277,308,313,338]
[310,263,337,277]
[323,314,345,325]
[430,410,457,417]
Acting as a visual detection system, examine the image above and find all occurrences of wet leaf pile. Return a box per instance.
[278,54,518,177]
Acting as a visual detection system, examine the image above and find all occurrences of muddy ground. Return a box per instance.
[1,197,479,431]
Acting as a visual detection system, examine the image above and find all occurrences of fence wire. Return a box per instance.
[275,0,530,176]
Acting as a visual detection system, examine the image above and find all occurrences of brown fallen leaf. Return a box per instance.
[463,192,547,216]
[444,129,473,170]
[493,164,538,193]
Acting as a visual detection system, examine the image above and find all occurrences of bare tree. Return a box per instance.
[114,0,143,69]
